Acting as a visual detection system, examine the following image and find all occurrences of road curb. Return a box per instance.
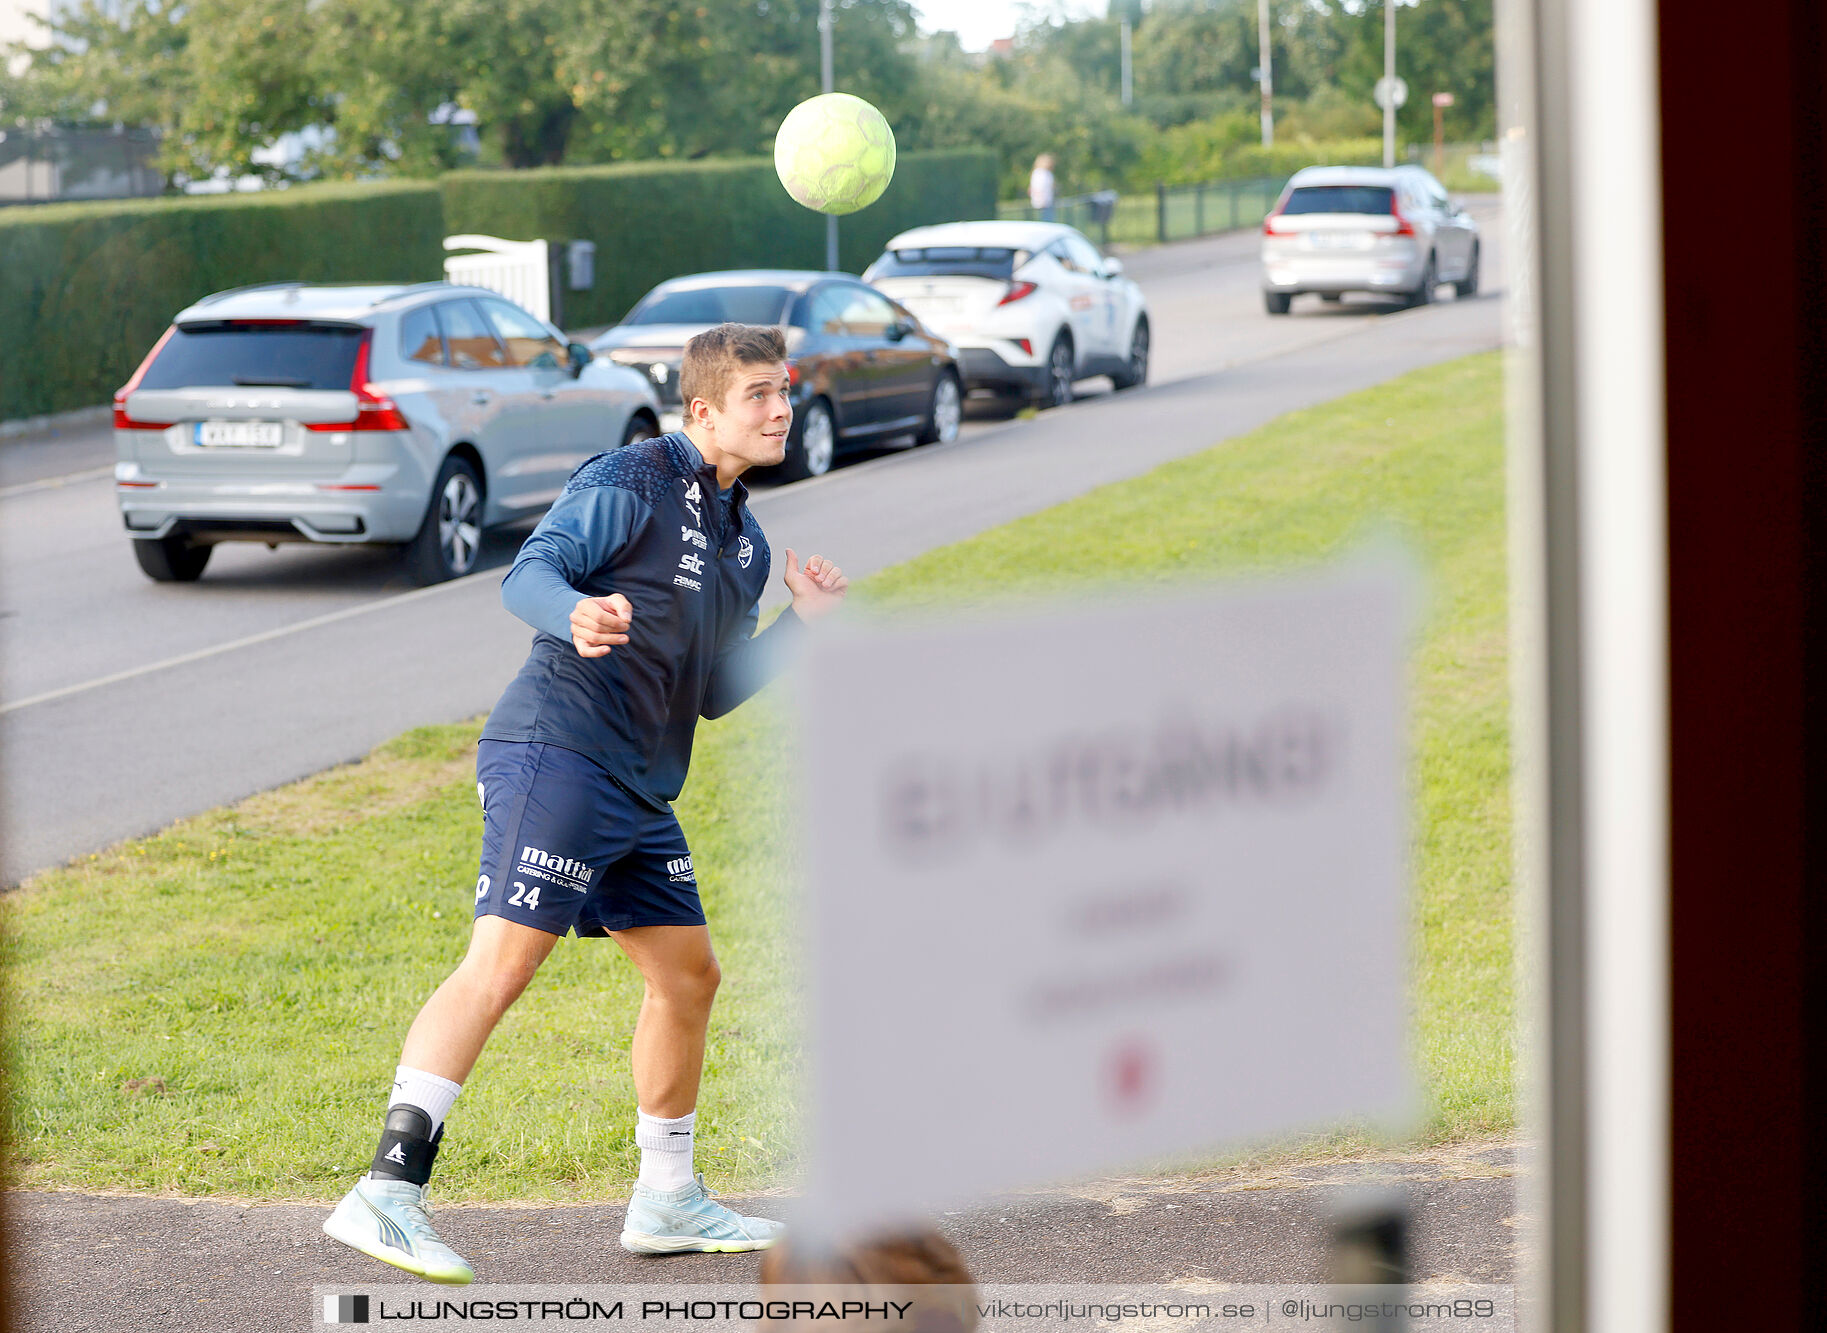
[1,402,110,443]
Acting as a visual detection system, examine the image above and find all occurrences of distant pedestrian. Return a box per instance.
[1029,153,1057,222]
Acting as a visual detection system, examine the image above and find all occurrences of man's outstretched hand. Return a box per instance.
[783,549,848,622]
[571,593,632,657]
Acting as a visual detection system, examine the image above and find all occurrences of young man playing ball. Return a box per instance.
[324,323,847,1283]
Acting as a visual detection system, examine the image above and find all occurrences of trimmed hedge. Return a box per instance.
[440,149,1000,329]
[0,183,444,421]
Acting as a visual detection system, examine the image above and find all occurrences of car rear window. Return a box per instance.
[1280,186,1395,216]
[624,286,794,326]
[140,322,364,390]
[867,247,1019,280]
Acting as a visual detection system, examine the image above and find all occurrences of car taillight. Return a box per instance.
[1262,211,1289,236]
[112,326,176,429]
[306,330,409,432]
[997,281,1038,307]
[1390,199,1417,237]
[1014,338,1033,356]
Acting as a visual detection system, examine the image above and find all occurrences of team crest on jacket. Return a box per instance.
[737,536,754,569]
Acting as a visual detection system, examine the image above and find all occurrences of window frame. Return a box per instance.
[479,297,568,371]
[399,303,450,369]
[831,283,898,339]
[438,298,511,372]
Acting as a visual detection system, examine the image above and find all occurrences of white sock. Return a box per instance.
[635,1108,696,1192]
[390,1065,463,1135]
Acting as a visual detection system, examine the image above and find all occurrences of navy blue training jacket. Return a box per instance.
[481,433,801,809]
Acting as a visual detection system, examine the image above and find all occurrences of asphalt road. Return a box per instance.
[12,1141,1519,1331]
[0,204,1504,886]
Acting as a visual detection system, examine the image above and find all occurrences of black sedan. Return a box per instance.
[588,270,963,480]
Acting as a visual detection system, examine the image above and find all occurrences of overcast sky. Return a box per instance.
[912,0,1104,52]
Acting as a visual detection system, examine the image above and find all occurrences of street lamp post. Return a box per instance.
[1258,0,1273,148]
[1382,0,1396,168]
[820,0,838,271]
[1120,19,1133,107]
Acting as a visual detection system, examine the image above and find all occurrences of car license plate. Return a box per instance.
[196,421,283,448]
[1307,232,1369,250]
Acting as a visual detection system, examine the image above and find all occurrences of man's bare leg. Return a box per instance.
[324,915,558,1284]
[611,924,721,1117]
[611,923,780,1251]
[400,914,560,1083]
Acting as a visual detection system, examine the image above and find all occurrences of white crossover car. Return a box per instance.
[1260,165,1481,313]
[864,220,1149,407]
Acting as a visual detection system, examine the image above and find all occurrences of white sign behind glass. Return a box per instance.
[797,561,1417,1236]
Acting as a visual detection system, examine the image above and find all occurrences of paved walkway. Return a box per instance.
[11,1141,1518,1330]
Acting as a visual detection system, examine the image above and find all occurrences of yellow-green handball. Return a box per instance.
[773,93,897,216]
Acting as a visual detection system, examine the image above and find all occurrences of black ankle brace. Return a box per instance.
[370,1105,443,1186]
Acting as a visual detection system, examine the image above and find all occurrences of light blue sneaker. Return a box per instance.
[323,1175,475,1285]
[620,1173,786,1254]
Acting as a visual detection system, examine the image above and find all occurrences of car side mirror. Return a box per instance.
[886,320,912,342]
[1102,257,1125,279]
[567,342,593,376]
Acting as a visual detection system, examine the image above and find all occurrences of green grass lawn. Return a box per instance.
[3,350,1511,1201]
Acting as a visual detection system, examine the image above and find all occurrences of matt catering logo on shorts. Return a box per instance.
[516,845,595,890]
[666,855,696,884]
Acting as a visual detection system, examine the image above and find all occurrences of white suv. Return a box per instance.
[864,220,1149,407]
[1260,165,1480,313]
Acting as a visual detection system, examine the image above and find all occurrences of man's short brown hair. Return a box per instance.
[679,322,788,416]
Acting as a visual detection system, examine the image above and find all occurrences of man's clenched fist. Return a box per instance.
[571,593,633,658]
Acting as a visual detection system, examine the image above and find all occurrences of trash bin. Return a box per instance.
[1087,190,1119,246]
[566,240,596,292]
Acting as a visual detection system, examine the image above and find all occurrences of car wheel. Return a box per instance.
[621,414,658,447]
[132,533,211,583]
[1407,254,1438,308]
[1111,319,1150,390]
[406,454,483,585]
[917,371,963,445]
[1037,334,1075,408]
[1454,243,1481,298]
[781,398,835,481]
[1264,290,1293,315]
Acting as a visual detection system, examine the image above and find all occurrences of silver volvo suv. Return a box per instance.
[113,282,662,583]
[1259,165,1481,313]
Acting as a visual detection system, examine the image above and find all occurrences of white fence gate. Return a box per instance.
[442,234,551,323]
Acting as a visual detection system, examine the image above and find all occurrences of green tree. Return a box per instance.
[560,0,921,164]
[1131,1,1260,101]
[1325,0,1495,142]
[5,0,191,149]
[8,0,924,176]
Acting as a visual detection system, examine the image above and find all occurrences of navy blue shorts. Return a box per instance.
[473,740,706,937]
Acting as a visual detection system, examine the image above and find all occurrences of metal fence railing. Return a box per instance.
[998,175,1288,248]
